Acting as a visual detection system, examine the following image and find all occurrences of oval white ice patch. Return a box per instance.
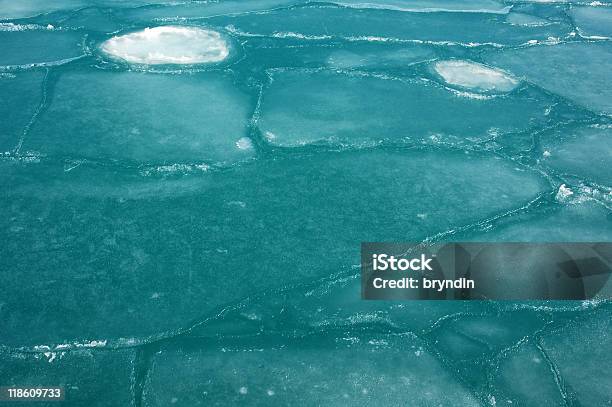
[434,60,518,93]
[101,26,229,65]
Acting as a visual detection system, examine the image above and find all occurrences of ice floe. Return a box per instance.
[506,12,552,26]
[468,201,612,242]
[484,42,612,114]
[218,6,572,47]
[326,45,437,69]
[0,72,45,153]
[331,0,511,14]
[0,0,87,19]
[115,0,302,23]
[541,306,612,407]
[26,71,252,164]
[0,150,546,345]
[569,6,612,39]
[434,60,519,93]
[258,69,549,147]
[0,30,85,67]
[144,333,481,406]
[100,26,229,65]
[0,348,134,406]
[541,125,612,186]
[495,343,566,406]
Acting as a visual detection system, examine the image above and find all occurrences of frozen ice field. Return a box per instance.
[0,0,611,405]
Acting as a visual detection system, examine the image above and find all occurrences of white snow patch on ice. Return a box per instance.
[0,22,55,31]
[556,184,574,202]
[101,26,229,65]
[236,137,254,150]
[434,60,519,93]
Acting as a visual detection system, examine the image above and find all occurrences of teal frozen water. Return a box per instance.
[0,1,611,406]
[569,6,612,38]
[257,69,555,147]
[25,70,253,164]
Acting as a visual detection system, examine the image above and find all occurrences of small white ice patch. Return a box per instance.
[556,184,574,202]
[236,137,254,150]
[101,26,229,65]
[434,60,518,93]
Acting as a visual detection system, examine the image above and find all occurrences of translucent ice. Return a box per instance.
[258,69,553,147]
[569,6,612,38]
[0,348,135,406]
[434,60,519,93]
[540,304,612,406]
[494,343,565,406]
[101,26,229,65]
[0,29,84,67]
[430,312,546,360]
[1,1,610,403]
[485,42,612,114]
[541,125,612,186]
[0,0,87,19]
[329,0,511,14]
[239,41,439,71]
[25,70,252,164]
[506,12,553,26]
[326,44,437,69]
[505,0,611,3]
[115,0,304,23]
[190,273,485,338]
[466,202,612,242]
[143,333,480,406]
[48,7,124,34]
[0,72,44,152]
[0,0,189,18]
[217,6,570,46]
[0,150,546,345]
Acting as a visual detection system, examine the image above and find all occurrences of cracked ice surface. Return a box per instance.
[0,0,611,406]
[0,150,547,346]
[214,5,571,46]
[0,71,44,152]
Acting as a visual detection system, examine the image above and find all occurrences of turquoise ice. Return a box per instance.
[0,1,611,406]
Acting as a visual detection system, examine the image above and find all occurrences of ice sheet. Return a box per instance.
[0,150,547,346]
[25,70,253,164]
[257,69,553,147]
[485,42,612,114]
